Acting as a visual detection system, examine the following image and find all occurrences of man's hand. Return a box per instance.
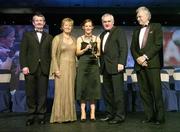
[136,56,146,65]
[22,67,29,75]
[141,61,148,67]
[117,64,124,72]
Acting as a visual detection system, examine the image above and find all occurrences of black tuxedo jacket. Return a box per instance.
[130,23,163,71]
[20,31,53,75]
[100,26,128,74]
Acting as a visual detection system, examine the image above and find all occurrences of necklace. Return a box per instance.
[84,35,93,42]
[84,34,92,38]
[63,33,71,40]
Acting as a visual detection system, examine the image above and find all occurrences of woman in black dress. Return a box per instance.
[76,19,101,121]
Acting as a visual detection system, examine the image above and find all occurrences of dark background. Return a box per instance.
[0,0,180,67]
[0,0,180,36]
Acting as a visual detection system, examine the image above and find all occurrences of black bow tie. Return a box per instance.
[35,30,43,33]
[141,25,148,28]
[105,30,110,33]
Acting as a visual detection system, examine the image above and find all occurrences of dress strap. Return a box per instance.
[94,36,97,42]
[95,36,97,42]
[81,36,84,42]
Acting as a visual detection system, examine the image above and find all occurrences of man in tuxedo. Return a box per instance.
[20,13,53,126]
[130,6,165,125]
[100,13,128,124]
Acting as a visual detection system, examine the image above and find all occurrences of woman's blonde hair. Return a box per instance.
[61,17,74,29]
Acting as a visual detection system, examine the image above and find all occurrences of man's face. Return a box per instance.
[136,11,149,26]
[32,16,46,30]
[102,16,114,30]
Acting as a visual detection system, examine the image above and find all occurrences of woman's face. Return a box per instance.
[83,22,94,34]
[62,21,73,34]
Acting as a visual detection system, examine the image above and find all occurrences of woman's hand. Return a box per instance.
[85,44,92,51]
[55,70,60,78]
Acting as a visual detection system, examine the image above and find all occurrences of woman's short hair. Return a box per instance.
[81,19,94,27]
[61,18,74,28]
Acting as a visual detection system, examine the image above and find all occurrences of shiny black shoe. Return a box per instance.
[154,120,165,125]
[141,119,154,124]
[38,119,46,125]
[154,121,160,125]
[108,118,124,124]
[100,116,113,122]
[26,119,34,126]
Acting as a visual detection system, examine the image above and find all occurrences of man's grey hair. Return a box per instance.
[101,13,114,23]
[136,6,151,20]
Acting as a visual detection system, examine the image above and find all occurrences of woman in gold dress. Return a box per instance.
[50,18,77,123]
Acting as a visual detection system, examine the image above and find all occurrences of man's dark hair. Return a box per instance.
[32,12,45,22]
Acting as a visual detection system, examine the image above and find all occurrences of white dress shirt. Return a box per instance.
[139,27,147,49]
[36,32,42,43]
[102,32,110,52]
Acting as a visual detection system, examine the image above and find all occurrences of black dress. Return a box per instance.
[76,38,101,100]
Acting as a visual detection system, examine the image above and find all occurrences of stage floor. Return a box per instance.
[0,112,180,132]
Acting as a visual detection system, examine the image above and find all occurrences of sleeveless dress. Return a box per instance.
[50,34,77,123]
[76,37,101,100]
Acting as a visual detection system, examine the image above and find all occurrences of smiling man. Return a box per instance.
[100,13,128,124]
[20,13,53,126]
[130,6,165,125]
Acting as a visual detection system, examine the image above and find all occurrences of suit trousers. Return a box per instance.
[102,68,125,119]
[136,68,165,122]
[25,63,48,119]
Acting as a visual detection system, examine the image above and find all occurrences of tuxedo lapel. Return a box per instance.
[141,25,150,49]
[138,24,153,49]
[104,27,116,52]
[100,31,108,53]
[33,31,40,44]
[40,32,47,44]
[136,28,141,50]
[33,31,47,44]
